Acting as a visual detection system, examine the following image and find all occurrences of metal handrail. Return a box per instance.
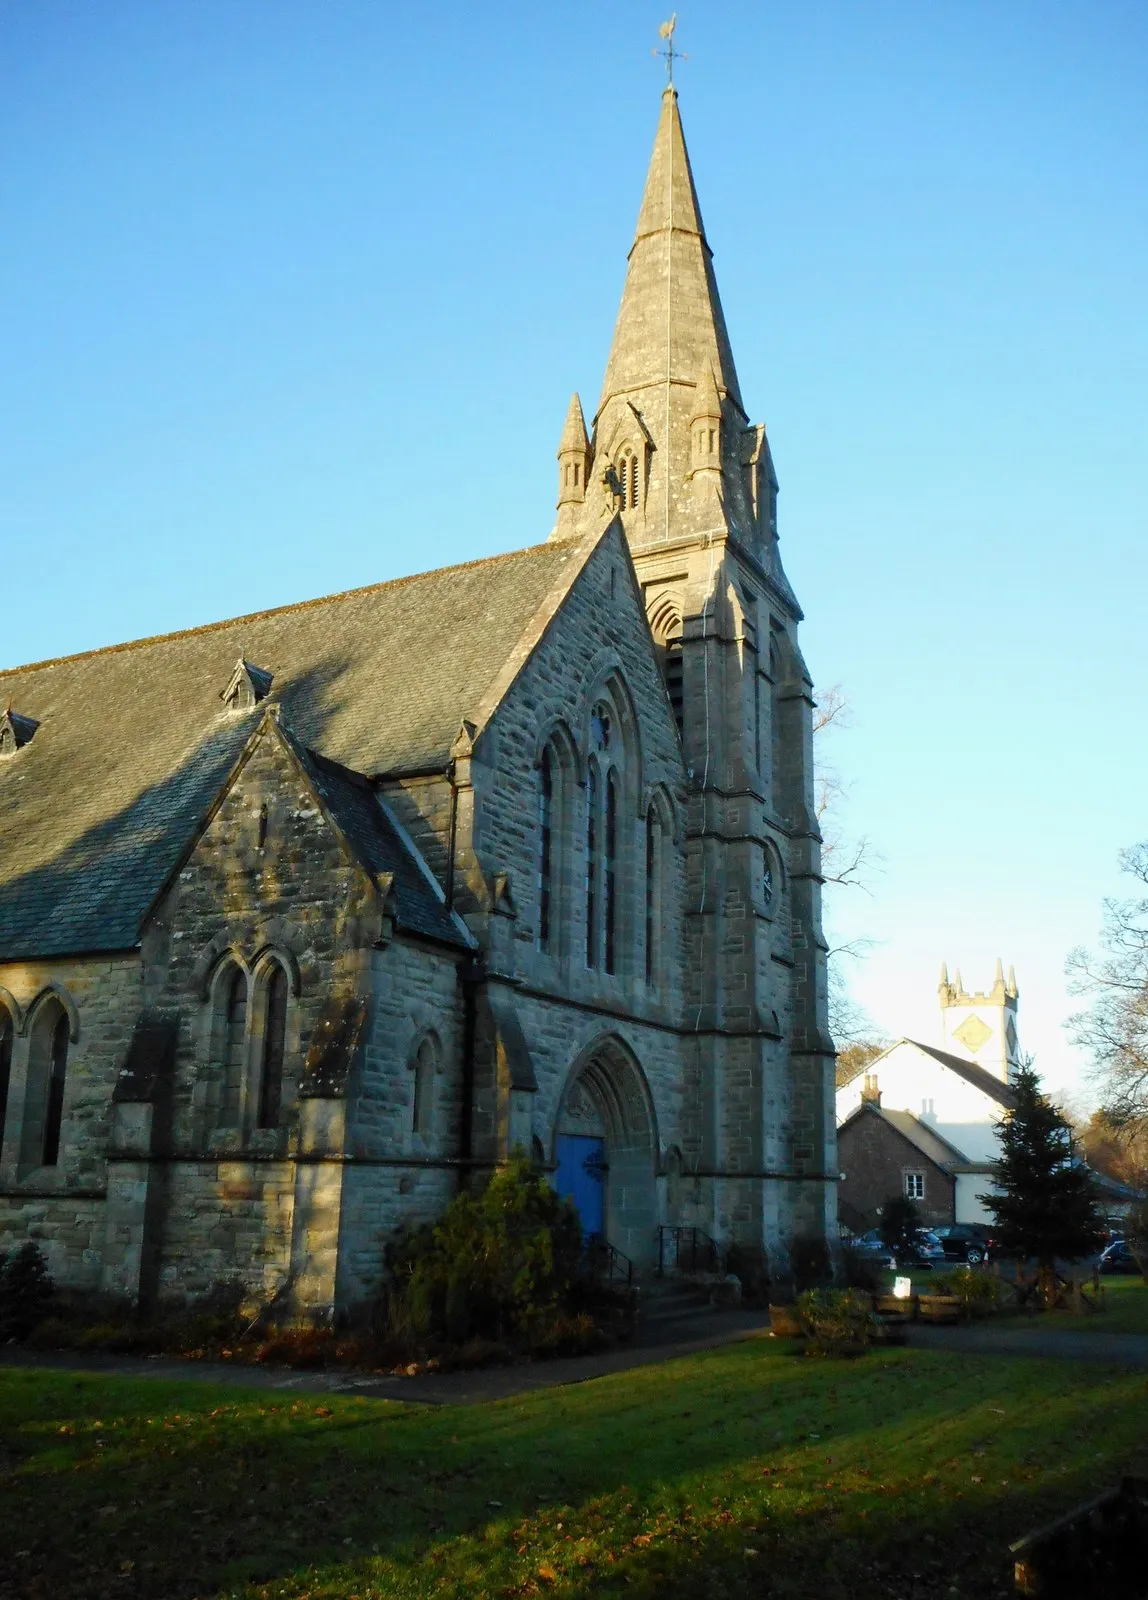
[657,1224,721,1277]
[583,1233,635,1288]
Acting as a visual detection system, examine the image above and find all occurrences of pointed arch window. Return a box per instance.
[22,1002,70,1170]
[538,745,555,952]
[645,809,660,986]
[604,771,618,974]
[412,1036,436,1138]
[0,1006,13,1154]
[218,964,248,1128]
[585,764,599,968]
[257,964,288,1129]
[616,449,640,511]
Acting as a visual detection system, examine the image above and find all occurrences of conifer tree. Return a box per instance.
[982,1064,1105,1295]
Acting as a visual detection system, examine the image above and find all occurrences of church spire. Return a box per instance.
[597,86,743,421]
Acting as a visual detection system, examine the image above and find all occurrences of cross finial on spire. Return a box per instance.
[653,14,686,85]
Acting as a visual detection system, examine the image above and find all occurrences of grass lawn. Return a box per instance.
[2,1339,1146,1600]
[1049,1274,1148,1335]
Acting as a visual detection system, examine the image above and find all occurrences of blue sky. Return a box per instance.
[3,2,1146,1099]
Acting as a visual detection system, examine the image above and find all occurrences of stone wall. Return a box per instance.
[0,953,140,1288]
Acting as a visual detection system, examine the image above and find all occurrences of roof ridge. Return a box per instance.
[0,539,567,679]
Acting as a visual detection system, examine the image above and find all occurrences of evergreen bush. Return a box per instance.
[0,1243,54,1342]
[795,1288,874,1356]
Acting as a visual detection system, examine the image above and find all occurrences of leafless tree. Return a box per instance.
[813,685,875,890]
[814,684,881,1048]
[1067,841,1148,1135]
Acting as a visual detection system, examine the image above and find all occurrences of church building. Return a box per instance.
[0,87,837,1316]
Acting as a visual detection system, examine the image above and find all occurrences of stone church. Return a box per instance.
[0,87,837,1316]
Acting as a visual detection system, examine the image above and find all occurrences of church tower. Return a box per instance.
[939,961,1020,1085]
[553,87,836,1265]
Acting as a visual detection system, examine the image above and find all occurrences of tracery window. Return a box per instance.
[257,963,288,1129]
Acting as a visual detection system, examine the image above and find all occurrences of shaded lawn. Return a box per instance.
[1048,1273,1148,1334]
[1,1340,1146,1600]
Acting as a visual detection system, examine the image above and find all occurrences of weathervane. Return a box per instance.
[653,14,686,85]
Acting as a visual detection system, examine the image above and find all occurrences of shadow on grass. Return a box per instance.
[0,1341,1146,1599]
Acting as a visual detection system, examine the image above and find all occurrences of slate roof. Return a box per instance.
[902,1041,1018,1110]
[302,747,470,949]
[838,1101,970,1173]
[0,540,585,959]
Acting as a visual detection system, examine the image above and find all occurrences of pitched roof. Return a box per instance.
[0,538,590,959]
[597,87,744,419]
[902,1041,1018,1109]
[839,1101,969,1172]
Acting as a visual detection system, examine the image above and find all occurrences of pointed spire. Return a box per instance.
[939,960,950,990]
[559,392,589,453]
[1007,964,1019,999]
[556,392,591,512]
[597,87,743,420]
[690,363,722,423]
[993,957,1006,997]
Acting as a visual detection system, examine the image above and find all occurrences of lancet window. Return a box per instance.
[21,1000,70,1170]
[257,962,288,1129]
[585,699,625,974]
[616,449,640,511]
[538,746,555,952]
[411,1035,436,1138]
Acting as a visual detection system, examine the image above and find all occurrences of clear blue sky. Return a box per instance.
[3,2,1146,1099]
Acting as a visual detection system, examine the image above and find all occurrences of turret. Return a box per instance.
[689,365,723,481]
[556,393,591,510]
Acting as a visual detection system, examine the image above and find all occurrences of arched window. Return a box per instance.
[604,771,618,974]
[585,763,599,968]
[617,449,640,510]
[0,1006,13,1153]
[648,596,684,738]
[257,964,288,1129]
[22,1001,70,1170]
[538,746,554,952]
[412,1035,435,1137]
[219,964,248,1128]
[645,808,659,986]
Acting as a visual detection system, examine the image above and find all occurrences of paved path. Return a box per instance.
[4,1312,1147,1408]
[906,1321,1148,1365]
[0,1307,773,1406]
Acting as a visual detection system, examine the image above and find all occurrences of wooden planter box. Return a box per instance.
[768,1303,803,1338]
[917,1294,962,1325]
[874,1293,917,1320]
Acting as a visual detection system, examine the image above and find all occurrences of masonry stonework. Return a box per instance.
[0,86,838,1314]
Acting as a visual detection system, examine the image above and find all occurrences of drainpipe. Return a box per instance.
[444,759,459,912]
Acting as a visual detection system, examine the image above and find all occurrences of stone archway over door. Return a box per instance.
[554,1037,658,1269]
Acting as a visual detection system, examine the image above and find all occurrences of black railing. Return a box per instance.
[584,1233,635,1288]
[657,1225,721,1278]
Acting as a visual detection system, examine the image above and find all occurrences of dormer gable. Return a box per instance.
[0,706,39,757]
[220,657,274,713]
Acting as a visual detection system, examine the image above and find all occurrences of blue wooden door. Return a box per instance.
[554,1133,605,1238]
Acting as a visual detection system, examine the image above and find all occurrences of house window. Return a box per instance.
[257,964,288,1129]
[904,1171,925,1201]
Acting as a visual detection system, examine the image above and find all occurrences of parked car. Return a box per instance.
[849,1230,895,1267]
[1098,1239,1140,1276]
[891,1229,943,1269]
[932,1223,994,1264]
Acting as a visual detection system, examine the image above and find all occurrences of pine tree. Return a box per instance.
[983,1064,1105,1293]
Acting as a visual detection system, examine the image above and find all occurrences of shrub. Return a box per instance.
[796,1288,874,1357]
[1124,1200,1148,1281]
[878,1196,922,1257]
[0,1244,54,1342]
[790,1235,831,1292]
[385,1158,586,1350]
[840,1247,882,1294]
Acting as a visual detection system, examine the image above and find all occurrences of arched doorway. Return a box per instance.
[553,1037,658,1268]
